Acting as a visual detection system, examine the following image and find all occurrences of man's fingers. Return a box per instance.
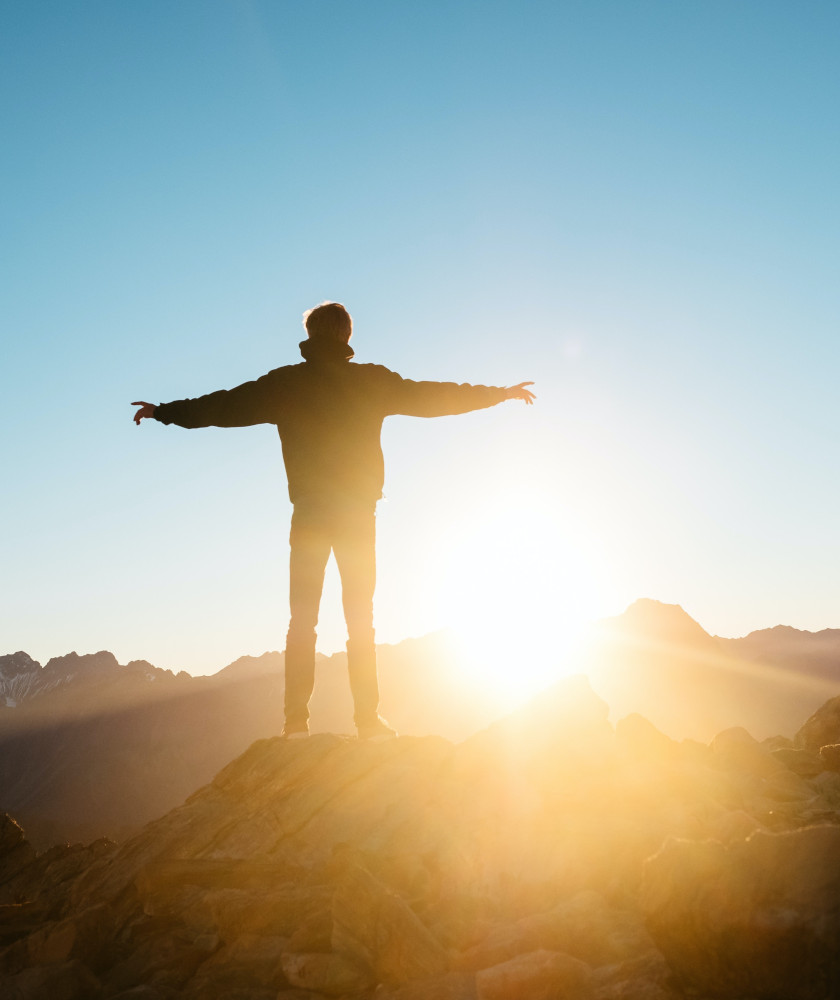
[132,401,156,424]
[508,382,536,404]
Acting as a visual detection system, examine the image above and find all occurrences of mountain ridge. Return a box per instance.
[4,599,840,847]
[8,598,840,711]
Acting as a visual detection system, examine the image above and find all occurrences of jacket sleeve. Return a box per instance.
[154,370,284,429]
[383,370,508,418]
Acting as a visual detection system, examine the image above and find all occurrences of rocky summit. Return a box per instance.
[2,676,840,999]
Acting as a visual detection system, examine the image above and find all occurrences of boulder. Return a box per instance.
[0,958,102,1000]
[642,824,840,999]
[819,743,840,772]
[796,695,840,751]
[456,890,650,971]
[770,746,825,778]
[284,906,333,953]
[711,727,784,778]
[332,863,448,986]
[704,808,766,844]
[591,951,680,1000]
[0,817,116,927]
[183,933,288,991]
[759,766,815,802]
[373,970,475,999]
[35,904,114,969]
[109,987,180,1000]
[101,922,213,995]
[475,949,592,1000]
[281,950,373,995]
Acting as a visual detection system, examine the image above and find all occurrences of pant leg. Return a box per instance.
[332,506,379,726]
[285,505,332,728]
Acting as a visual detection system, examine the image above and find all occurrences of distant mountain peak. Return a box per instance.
[43,651,121,676]
[610,599,713,644]
[0,652,41,679]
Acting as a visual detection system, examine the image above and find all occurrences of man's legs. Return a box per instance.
[285,505,331,732]
[332,506,380,728]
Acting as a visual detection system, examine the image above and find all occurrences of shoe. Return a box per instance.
[281,723,310,740]
[357,717,398,741]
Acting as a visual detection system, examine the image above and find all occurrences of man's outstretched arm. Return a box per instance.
[131,370,285,430]
[385,372,536,418]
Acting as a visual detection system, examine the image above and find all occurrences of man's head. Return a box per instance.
[303,302,353,344]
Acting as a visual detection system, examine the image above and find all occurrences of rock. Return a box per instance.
[332,863,448,986]
[0,815,31,860]
[796,694,840,751]
[135,858,331,942]
[177,885,331,941]
[642,824,840,999]
[0,819,116,930]
[183,933,288,992]
[819,743,840,772]
[183,987,277,1000]
[462,675,613,769]
[711,727,784,778]
[136,857,307,899]
[284,906,333,953]
[6,674,840,1000]
[615,714,677,759]
[475,949,592,1000]
[0,902,48,948]
[762,734,793,751]
[704,808,766,843]
[281,950,373,995]
[102,922,212,995]
[591,950,680,999]
[771,746,826,777]
[759,766,814,802]
[0,958,102,999]
[0,816,36,899]
[373,970,476,999]
[109,987,179,1000]
[20,903,112,971]
[456,890,650,971]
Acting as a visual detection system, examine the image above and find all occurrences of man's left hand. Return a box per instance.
[506,382,536,404]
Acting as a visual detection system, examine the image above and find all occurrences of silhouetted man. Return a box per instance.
[133,302,534,740]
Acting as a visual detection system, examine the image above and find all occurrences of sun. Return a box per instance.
[433,494,608,707]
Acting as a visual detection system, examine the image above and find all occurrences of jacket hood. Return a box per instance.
[299,338,355,362]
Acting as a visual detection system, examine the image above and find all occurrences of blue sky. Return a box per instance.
[3,1,840,682]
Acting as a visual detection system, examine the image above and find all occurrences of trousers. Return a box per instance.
[283,501,380,728]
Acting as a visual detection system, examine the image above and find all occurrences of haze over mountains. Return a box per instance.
[2,599,840,847]
[583,599,840,741]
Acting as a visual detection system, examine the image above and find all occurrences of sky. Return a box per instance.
[2,1,840,687]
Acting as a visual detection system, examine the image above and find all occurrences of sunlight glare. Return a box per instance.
[437,493,608,707]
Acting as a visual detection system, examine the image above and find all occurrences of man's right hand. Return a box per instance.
[505,382,536,405]
[132,401,157,425]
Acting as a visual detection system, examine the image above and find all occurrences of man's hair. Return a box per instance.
[303,302,353,342]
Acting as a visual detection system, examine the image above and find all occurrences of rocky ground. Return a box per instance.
[1,675,840,999]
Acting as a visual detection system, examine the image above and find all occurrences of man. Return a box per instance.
[133,302,534,740]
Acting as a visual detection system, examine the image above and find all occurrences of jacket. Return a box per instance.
[154,344,507,505]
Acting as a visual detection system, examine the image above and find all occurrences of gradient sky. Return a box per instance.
[3,1,840,681]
